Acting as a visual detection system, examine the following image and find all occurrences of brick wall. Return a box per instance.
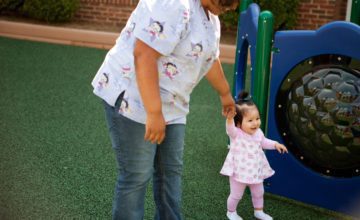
[74,0,349,31]
[296,0,348,30]
[74,0,137,29]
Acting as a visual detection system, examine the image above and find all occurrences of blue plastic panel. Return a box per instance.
[233,3,259,94]
[267,21,360,216]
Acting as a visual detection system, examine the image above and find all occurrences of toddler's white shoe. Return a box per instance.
[226,211,243,220]
[254,210,273,220]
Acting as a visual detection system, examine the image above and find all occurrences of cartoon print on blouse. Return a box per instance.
[182,8,190,24]
[121,64,133,79]
[173,90,189,109]
[167,94,176,106]
[143,18,166,41]
[162,62,179,80]
[202,19,209,29]
[119,64,134,88]
[124,22,136,40]
[206,50,216,62]
[171,95,177,106]
[171,8,190,39]
[160,88,176,106]
[182,9,190,33]
[204,38,216,62]
[182,100,189,108]
[118,97,130,113]
[97,72,109,91]
[186,42,203,61]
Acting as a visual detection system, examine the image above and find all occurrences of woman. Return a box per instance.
[91,0,238,219]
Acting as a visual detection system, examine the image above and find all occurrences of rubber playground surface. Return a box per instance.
[0,37,353,219]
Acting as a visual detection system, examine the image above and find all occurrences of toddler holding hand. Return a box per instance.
[220,91,288,220]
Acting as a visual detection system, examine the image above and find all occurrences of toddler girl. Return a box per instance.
[220,91,288,220]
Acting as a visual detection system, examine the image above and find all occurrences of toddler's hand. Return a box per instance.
[275,143,288,154]
[226,111,236,119]
[220,93,235,118]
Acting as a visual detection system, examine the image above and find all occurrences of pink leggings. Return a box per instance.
[227,176,264,212]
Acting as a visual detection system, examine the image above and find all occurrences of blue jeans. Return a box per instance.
[103,101,185,220]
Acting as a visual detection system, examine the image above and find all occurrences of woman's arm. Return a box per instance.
[134,39,165,144]
[205,58,235,117]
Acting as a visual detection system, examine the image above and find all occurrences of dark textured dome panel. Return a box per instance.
[276,54,360,178]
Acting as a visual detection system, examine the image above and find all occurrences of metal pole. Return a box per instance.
[253,10,273,132]
[240,0,253,12]
[350,0,360,24]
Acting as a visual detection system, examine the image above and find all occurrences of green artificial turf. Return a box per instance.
[0,37,354,220]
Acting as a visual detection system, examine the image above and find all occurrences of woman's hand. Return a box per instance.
[275,142,288,154]
[220,92,236,118]
[145,112,166,144]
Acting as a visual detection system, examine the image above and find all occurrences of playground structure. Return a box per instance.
[233,0,360,217]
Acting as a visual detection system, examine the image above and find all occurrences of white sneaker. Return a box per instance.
[254,210,273,220]
[226,211,243,220]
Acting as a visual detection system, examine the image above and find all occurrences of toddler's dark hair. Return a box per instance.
[234,91,258,126]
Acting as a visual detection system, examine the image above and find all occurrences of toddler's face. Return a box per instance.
[240,107,261,135]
